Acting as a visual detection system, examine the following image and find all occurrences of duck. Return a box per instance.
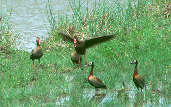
[71,49,82,65]
[130,59,145,91]
[58,32,115,68]
[30,37,43,67]
[87,62,107,90]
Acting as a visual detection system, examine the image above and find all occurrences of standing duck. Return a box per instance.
[58,32,115,67]
[130,59,145,91]
[88,62,107,90]
[30,37,43,67]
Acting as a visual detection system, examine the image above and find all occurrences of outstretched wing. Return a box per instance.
[58,31,74,43]
[84,35,116,48]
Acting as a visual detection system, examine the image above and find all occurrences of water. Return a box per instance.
[54,73,169,106]
[1,0,71,52]
[1,0,130,52]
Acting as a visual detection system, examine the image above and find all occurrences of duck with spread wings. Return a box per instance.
[58,32,115,68]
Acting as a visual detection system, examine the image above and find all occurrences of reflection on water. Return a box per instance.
[56,95,70,106]
[91,93,106,106]
[53,72,170,106]
[56,77,170,106]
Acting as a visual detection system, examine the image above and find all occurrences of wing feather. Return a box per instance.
[133,77,145,89]
[58,32,74,43]
[89,76,106,88]
[84,35,115,48]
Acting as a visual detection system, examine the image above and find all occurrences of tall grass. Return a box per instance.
[45,0,170,106]
[0,2,14,55]
[0,0,170,106]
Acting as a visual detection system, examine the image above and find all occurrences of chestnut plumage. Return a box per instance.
[30,37,43,66]
[88,62,107,89]
[131,60,145,90]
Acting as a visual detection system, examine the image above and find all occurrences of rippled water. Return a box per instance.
[53,73,170,106]
[1,0,71,52]
[1,0,129,52]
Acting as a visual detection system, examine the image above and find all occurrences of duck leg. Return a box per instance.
[32,60,35,68]
[140,88,143,92]
[78,55,81,68]
[39,58,42,67]
[33,60,34,65]
[84,54,87,66]
[38,59,40,65]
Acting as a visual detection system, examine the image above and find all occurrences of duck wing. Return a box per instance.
[58,32,74,43]
[89,76,107,89]
[133,76,145,89]
[84,35,115,49]
[30,47,43,60]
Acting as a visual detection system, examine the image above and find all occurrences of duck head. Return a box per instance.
[73,39,77,47]
[90,62,94,67]
[36,37,40,46]
[130,59,138,65]
[89,62,94,75]
[86,61,94,67]
[73,36,79,47]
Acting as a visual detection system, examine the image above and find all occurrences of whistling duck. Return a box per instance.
[130,60,145,91]
[71,49,82,65]
[58,32,115,67]
[88,62,107,89]
[30,37,43,66]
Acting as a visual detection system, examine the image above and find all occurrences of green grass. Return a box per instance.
[0,0,171,106]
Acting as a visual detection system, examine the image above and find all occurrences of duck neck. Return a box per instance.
[133,64,138,76]
[37,42,40,47]
[90,64,94,75]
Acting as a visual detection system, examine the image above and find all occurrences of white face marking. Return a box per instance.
[74,39,77,47]
[74,39,77,43]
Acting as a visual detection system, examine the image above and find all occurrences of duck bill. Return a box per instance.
[84,62,92,67]
[84,63,90,67]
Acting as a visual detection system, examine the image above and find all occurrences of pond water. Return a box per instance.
[1,0,71,52]
[1,0,129,52]
[54,73,170,106]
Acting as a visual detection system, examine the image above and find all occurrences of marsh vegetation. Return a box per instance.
[0,0,170,106]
